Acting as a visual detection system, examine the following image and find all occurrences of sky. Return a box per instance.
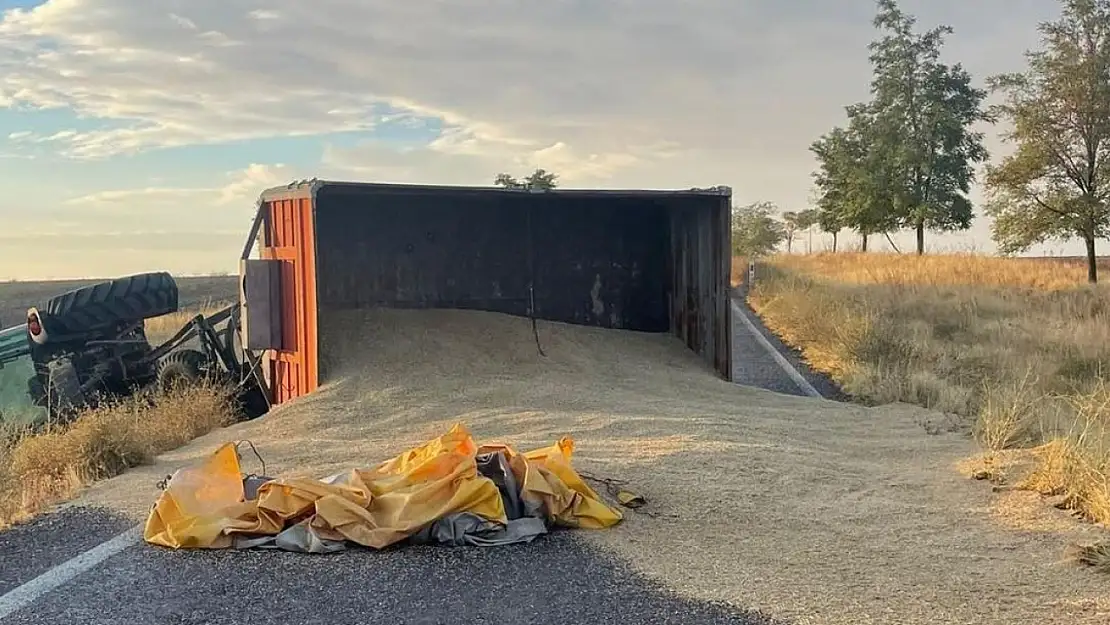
[0,0,1087,280]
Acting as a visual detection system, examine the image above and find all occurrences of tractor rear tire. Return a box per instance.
[45,272,179,334]
[47,357,86,422]
[157,349,210,392]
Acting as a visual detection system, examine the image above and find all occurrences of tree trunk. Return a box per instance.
[861,233,869,252]
[916,222,925,255]
[1086,234,1098,284]
[832,232,838,253]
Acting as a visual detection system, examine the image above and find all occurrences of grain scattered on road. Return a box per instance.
[78,309,1109,625]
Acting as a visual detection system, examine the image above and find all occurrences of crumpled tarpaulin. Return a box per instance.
[143,423,623,552]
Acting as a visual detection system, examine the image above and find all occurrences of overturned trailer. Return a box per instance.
[239,180,734,406]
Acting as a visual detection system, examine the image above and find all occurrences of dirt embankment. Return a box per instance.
[78,308,1109,625]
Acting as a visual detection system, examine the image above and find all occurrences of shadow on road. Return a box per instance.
[6,514,783,625]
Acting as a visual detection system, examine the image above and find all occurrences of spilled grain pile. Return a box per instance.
[79,309,1108,625]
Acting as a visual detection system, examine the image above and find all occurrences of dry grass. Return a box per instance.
[144,300,233,344]
[775,251,1099,291]
[1015,386,1110,527]
[1071,541,1110,573]
[730,256,749,287]
[0,383,237,528]
[747,252,1110,528]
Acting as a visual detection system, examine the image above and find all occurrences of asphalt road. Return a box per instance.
[0,507,133,598]
[731,292,843,400]
[3,517,778,625]
[0,297,824,625]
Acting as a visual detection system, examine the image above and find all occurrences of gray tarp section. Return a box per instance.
[234,522,347,553]
[408,513,548,547]
[234,451,550,553]
[409,451,549,547]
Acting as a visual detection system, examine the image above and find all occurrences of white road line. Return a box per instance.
[0,524,142,620]
[731,300,822,398]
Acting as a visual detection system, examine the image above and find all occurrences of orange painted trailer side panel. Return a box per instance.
[259,197,319,403]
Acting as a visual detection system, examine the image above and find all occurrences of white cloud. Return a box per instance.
[10,128,79,144]
[63,185,212,206]
[167,13,196,31]
[1,0,1025,179]
[64,163,293,209]
[248,10,280,22]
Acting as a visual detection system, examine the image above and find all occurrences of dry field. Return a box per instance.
[746,252,1110,552]
[143,299,236,344]
[1030,255,1110,276]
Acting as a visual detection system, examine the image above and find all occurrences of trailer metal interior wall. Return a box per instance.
[252,181,731,404]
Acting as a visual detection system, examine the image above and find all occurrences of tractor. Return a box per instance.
[0,272,269,428]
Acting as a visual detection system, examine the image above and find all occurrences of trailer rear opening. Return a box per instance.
[239,180,733,406]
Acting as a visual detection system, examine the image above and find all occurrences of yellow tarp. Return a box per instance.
[143,423,622,550]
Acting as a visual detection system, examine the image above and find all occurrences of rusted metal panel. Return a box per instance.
[313,190,531,316]
[716,197,733,381]
[312,187,675,367]
[259,196,319,404]
[664,198,732,380]
[529,196,670,331]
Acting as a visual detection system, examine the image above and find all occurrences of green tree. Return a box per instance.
[782,210,800,254]
[494,168,559,190]
[795,208,819,230]
[817,206,845,252]
[810,104,901,251]
[795,208,819,253]
[732,201,786,257]
[781,209,819,253]
[866,0,991,255]
[984,0,1110,283]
